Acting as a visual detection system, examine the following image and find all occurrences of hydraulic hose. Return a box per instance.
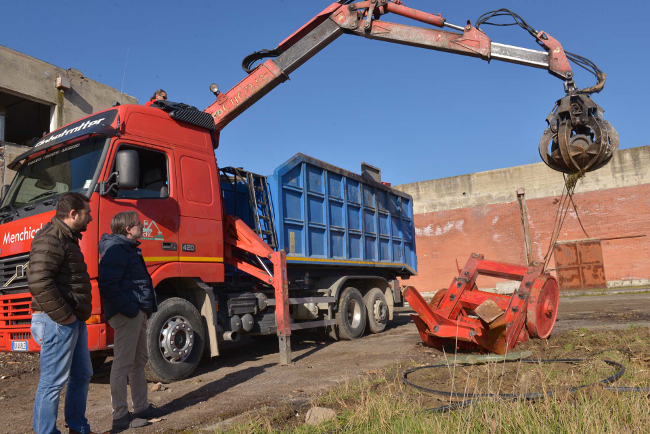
[401,350,650,412]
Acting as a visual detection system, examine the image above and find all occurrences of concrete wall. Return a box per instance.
[0,142,30,187]
[0,45,137,130]
[396,146,650,293]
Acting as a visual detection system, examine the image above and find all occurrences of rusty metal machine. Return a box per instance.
[404,254,559,354]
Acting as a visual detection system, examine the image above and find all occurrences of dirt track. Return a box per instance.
[1,291,649,433]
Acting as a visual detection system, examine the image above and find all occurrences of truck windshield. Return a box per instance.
[1,137,107,211]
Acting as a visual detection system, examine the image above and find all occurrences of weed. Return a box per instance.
[202,327,650,434]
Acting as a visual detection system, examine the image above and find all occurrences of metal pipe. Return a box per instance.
[385,2,445,28]
[599,234,646,242]
[256,255,273,278]
[222,331,240,341]
[517,187,533,265]
[490,42,549,69]
[443,22,465,32]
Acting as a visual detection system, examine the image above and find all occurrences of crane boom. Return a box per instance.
[204,1,618,174]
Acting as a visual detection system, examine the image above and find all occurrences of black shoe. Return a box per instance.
[133,403,165,420]
[112,412,150,430]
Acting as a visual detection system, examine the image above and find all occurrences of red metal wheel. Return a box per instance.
[428,288,447,310]
[526,277,559,339]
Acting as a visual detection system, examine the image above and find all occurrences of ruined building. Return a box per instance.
[0,45,137,186]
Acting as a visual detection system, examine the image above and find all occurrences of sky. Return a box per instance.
[1,0,648,186]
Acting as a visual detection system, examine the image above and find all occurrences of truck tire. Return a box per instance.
[146,297,205,383]
[364,288,388,334]
[336,287,366,340]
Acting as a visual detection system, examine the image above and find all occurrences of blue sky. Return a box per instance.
[2,0,646,185]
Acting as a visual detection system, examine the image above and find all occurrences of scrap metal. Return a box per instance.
[404,253,559,354]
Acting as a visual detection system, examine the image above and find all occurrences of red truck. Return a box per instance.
[0,1,617,382]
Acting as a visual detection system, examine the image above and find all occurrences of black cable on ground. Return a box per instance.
[401,351,650,413]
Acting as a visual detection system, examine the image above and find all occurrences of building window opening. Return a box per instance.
[0,90,52,146]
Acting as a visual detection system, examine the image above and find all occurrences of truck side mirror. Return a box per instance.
[116,150,139,190]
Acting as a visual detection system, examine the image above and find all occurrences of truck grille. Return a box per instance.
[0,295,32,327]
[11,332,30,340]
[0,253,30,294]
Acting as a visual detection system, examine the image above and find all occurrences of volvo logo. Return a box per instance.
[3,261,29,288]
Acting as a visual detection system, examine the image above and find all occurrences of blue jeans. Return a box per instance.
[31,313,93,434]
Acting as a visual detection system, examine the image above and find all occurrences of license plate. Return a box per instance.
[11,341,28,352]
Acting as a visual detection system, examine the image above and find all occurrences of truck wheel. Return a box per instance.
[364,288,388,334]
[146,297,205,383]
[336,287,366,340]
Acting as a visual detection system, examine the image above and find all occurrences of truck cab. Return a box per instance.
[0,103,223,368]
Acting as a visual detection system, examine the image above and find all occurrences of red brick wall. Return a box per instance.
[407,183,650,293]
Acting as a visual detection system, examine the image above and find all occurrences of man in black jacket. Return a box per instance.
[98,210,159,430]
[28,192,107,434]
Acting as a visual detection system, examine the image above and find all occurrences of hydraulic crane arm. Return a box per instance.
[205,1,573,129]
[205,0,618,175]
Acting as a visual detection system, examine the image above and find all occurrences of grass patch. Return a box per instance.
[205,327,650,434]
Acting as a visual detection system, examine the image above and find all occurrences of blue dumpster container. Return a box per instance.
[267,154,416,275]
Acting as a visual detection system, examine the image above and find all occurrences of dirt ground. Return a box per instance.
[1,291,649,433]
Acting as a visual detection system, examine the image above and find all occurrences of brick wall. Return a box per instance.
[397,146,650,294]
[406,183,650,293]
[408,201,525,292]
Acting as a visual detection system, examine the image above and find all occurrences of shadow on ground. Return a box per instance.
[91,309,416,386]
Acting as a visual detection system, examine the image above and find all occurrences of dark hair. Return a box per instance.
[56,192,90,219]
[149,89,166,101]
[110,210,139,236]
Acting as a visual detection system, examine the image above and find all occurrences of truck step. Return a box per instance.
[269,318,337,333]
[267,296,335,306]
